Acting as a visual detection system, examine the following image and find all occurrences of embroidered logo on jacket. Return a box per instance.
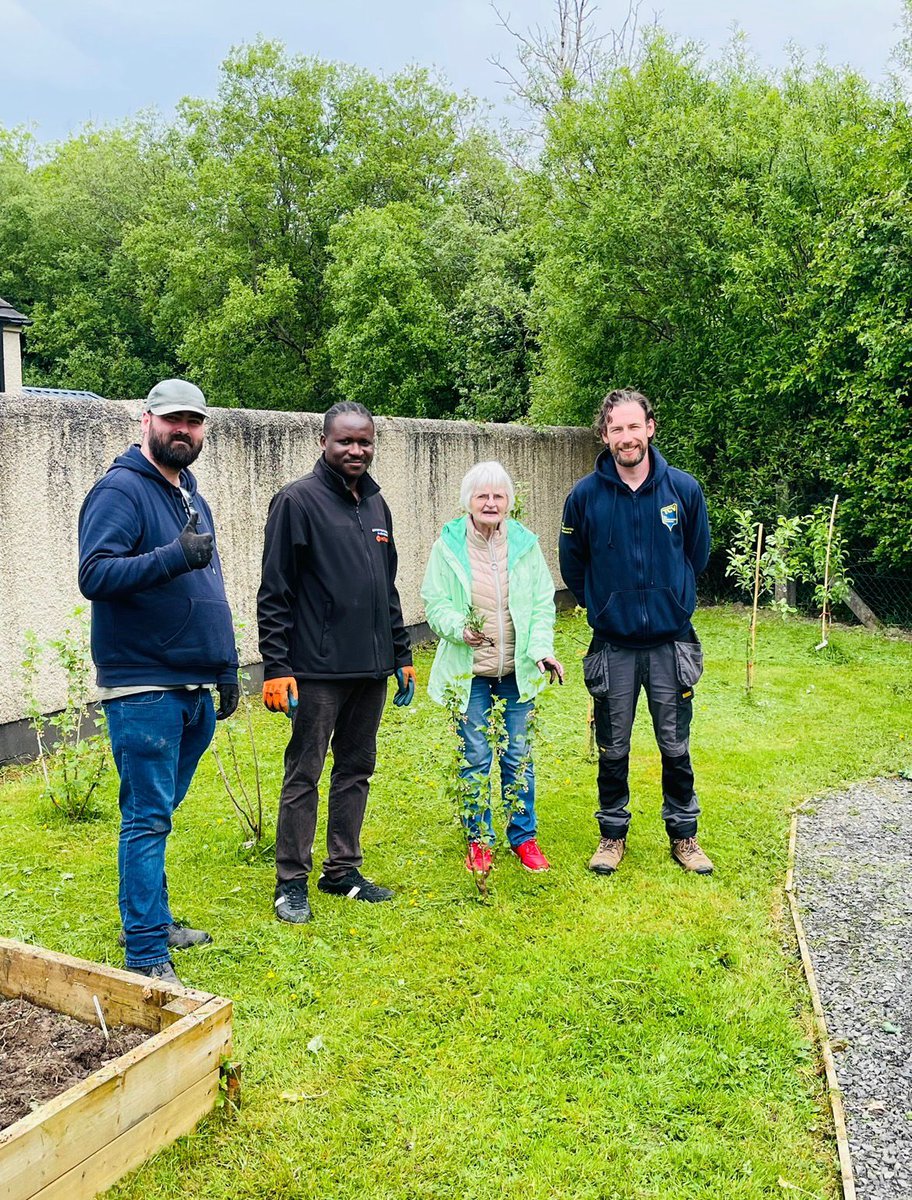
[372,527,389,543]
[660,503,678,530]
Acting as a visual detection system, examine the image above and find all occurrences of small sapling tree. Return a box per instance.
[441,683,489,896]
[726,511,808,693]
[20,607,108,819]
[441,680,538,897]
[805,496,851,650]
[210,626,270,855]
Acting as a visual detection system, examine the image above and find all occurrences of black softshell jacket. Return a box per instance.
[257,456,412,680]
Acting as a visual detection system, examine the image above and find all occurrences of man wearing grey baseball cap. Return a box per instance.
[145,378,208,418]
[78,378,239,985]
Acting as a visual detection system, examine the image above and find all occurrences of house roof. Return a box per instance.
[0,298,31,326]
[22,387,104,399]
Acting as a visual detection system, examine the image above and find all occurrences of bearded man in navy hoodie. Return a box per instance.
[560,388,714,876]
[78,379,239,984]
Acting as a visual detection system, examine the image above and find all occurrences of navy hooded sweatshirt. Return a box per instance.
[78,445,238,687]
[559,446,710,649]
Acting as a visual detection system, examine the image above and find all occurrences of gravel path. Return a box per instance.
[795,777,912,1199]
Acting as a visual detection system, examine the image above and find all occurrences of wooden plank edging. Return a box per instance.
[29,1074,219,1200]
[786,806,856,1200]
[0,939,232,1200]
[0,937,213,1030]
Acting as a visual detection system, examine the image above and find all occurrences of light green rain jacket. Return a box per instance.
[421,516,557,714]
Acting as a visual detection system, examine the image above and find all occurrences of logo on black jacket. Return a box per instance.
[372,527,389,543]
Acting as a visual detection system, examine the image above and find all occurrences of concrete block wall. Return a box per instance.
[0,394,596,739]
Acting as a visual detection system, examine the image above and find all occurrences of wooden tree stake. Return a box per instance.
[817,495,839,650]
[747,522,763,693]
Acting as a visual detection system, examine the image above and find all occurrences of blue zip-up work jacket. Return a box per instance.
[78,445,238,686]
[559,446,710,649]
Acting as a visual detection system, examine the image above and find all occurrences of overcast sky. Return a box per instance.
[2,0,906,143]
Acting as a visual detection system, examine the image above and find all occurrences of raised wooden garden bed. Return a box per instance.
[0,937,234,1200]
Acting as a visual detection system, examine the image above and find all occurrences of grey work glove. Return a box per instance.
[216,684,240,721]
[178,511,213,570]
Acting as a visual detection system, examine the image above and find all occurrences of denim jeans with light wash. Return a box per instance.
[104,688,216,968]
[457,673,537,848]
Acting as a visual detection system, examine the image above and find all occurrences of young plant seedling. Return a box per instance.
[465,605,494,647]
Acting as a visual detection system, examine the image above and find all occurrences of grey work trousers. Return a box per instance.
[274,677,387,891]
[583,636,704,841]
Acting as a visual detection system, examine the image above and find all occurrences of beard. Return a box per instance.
[611,441,648,467]
[147,426,202,471]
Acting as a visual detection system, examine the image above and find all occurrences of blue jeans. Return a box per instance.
[457,674,537,848]
[104,689,216,968]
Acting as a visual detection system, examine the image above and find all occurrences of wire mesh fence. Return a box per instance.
[698,548,912,631]
[848,551,912,629]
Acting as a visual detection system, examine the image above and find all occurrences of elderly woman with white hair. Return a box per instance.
[421,461,564,874]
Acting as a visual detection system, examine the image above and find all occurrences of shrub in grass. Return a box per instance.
[20,607,108,820]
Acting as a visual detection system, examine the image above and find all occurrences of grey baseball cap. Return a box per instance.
[144,379,208,417]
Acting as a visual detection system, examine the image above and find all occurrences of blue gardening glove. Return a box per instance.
[393,666,416,707]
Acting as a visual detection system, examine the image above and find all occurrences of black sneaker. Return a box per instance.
[132,960,181,984]
[274,882,313,924]
[118,920,212,950]
[317,869,393,903]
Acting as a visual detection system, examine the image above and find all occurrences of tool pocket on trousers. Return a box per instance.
[673,640,704,690]
[673,639,701,744]
[582,647,610,699]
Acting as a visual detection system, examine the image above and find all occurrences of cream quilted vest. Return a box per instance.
[466,520,516,677]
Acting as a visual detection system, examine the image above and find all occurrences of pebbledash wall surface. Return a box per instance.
[0,393,596,759]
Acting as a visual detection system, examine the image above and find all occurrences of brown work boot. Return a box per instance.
[670,837,714,875]
[588,837,626,875]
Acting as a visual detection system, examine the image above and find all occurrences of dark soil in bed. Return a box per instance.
[0,995,149,1130]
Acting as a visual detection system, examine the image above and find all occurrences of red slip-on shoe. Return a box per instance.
[513,838,550,872]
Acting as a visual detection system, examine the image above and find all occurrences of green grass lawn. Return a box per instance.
[2,606,910,1199]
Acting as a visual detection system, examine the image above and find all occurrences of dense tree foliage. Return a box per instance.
[3,29,912,565]
[0,126,176,394]
[528,38,911,560]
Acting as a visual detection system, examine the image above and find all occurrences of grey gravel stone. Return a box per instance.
[795,777,912,1200]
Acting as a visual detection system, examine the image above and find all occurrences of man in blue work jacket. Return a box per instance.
[560,388,714,876]
[79,379,239,983]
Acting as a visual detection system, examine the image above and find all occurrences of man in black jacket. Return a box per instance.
[257,402,416,923]
[560,389,713,877]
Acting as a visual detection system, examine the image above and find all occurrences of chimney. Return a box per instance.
[0,298,31,393]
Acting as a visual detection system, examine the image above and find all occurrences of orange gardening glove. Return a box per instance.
[262,677,298,715]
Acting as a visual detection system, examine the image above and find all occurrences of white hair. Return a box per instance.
[459,461,515,513]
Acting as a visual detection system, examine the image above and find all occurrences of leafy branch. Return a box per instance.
[20,609,108,820]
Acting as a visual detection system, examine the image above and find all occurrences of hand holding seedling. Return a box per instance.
[463,605,494,647]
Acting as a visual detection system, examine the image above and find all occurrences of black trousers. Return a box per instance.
[275,677,387,890]
[584,637,703,841]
